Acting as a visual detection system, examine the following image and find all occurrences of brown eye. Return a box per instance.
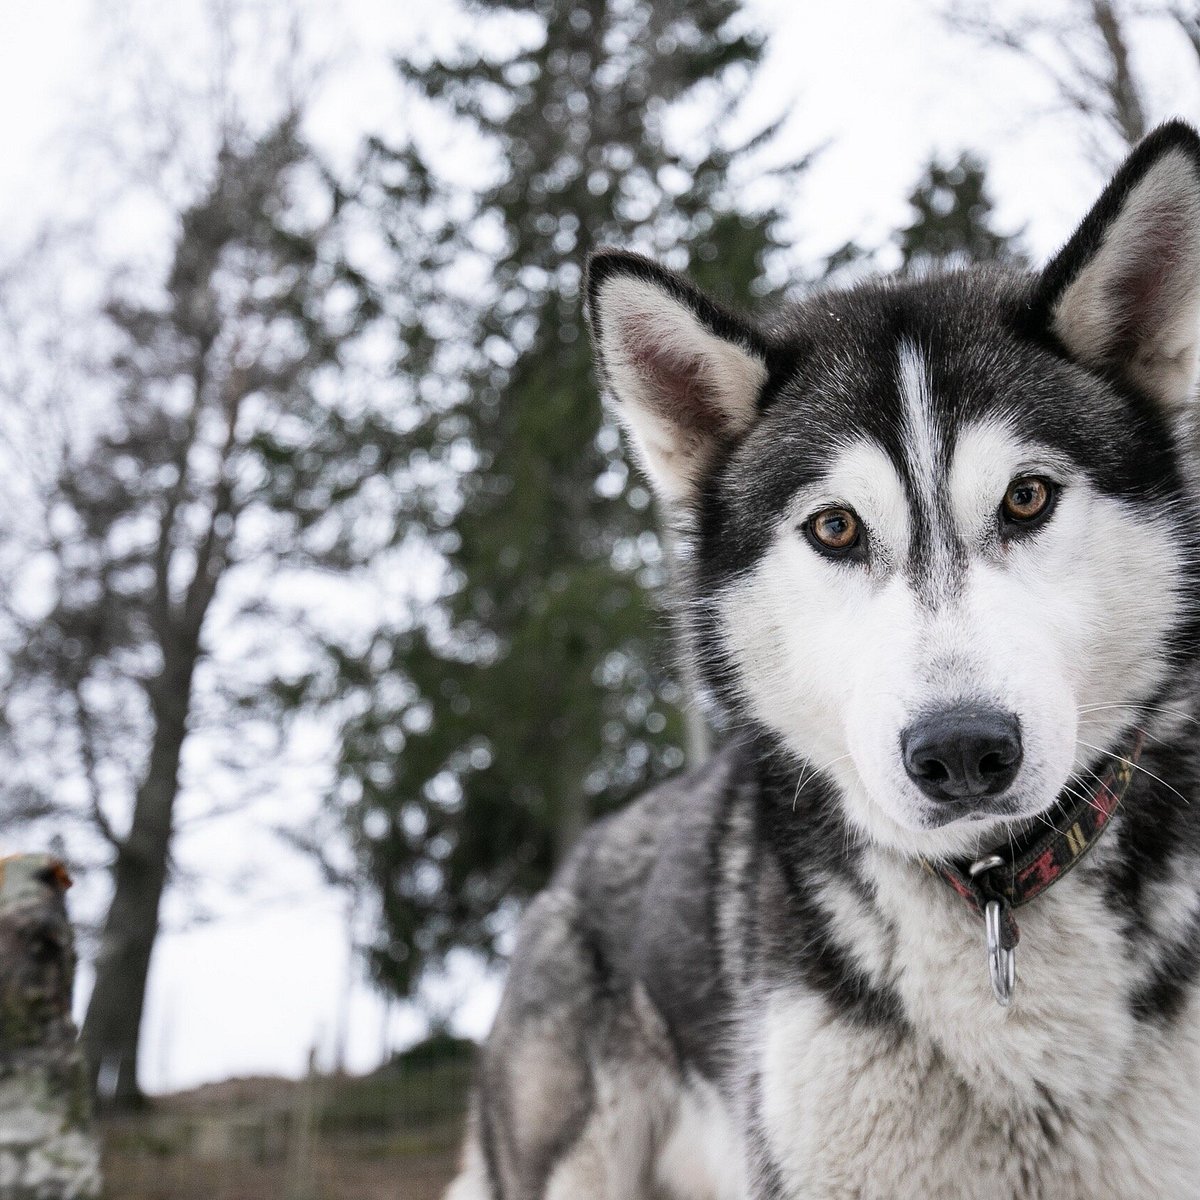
[808,507,861,553]
[1001,476,1056,526]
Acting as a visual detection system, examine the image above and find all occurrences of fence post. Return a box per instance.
[284,1045,320,1200]
[0,854,101,1199]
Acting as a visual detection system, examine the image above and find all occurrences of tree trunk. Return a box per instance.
[81,651,194,1109]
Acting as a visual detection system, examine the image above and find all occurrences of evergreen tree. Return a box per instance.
[896,152,1022,271]
[338,0,801,997]
[819,152,1019,286]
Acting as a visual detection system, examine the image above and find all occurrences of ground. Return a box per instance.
[98,1037,469,1200]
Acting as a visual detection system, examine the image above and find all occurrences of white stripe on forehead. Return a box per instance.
[897,339,964,595]
[897,340,941,511]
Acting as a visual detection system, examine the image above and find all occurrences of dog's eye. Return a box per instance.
[806,507,862,554]
[1000,476,1056,529]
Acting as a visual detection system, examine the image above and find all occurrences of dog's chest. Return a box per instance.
[747,857,1200,1199]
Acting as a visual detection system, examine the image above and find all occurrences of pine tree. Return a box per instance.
[338,0,801,997]
[818,152,1019,286]
[896,152,1022,271]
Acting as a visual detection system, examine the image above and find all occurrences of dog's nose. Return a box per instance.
[901,708,1022,803]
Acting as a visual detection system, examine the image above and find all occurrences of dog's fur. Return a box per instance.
[446,122,1200,1199]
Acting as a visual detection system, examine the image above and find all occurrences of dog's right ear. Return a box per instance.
[585,250,769,507]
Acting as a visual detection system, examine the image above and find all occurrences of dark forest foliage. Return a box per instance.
[334,0,804,996]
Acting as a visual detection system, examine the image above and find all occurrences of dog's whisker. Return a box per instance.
[1028,808,1062,834]
[1061,777,1105,817]
[792,753,852,812]
[1076,739,1190,806]
[1076,701,1199,728]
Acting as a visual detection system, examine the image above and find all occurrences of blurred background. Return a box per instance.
[0,0,1197,1196]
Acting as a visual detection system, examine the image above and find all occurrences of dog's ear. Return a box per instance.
[1035,120,1200,412]
[586,250,769,506]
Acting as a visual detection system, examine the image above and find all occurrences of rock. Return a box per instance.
[0,856,101,1200]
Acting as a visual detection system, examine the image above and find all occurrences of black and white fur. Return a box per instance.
[446,122,1200,1199]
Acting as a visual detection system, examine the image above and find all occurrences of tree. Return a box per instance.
[335,0,805,999]
[819,151,1021,283]
[896,152,1023,271]
[0,115,384,1107]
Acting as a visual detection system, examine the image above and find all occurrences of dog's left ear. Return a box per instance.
[1035,120,1200,412]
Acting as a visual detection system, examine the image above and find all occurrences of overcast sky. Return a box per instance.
[0,0,1197,1093]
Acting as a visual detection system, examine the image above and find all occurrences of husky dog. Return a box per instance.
[446,122,1200,1199]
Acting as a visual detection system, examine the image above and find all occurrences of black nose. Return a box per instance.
[901,708,1022,803]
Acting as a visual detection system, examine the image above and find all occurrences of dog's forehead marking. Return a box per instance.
[897,341,941,507]
[895,341,964,597]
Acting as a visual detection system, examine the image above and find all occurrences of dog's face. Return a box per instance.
[588,123,1200,858]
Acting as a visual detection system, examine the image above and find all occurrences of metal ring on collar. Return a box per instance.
[984,898,1017,1007]
[969,854,1006,878]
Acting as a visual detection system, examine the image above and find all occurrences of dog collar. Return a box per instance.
[924,732,1144,1007]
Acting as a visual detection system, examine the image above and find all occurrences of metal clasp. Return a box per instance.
[970,855,1016,1008]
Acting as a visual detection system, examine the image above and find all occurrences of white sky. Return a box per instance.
[0,0,1197,1093]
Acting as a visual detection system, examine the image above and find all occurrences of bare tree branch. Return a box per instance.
[153,350,209,644]
[945,0,1155,166]
[183,362,246,637]
[1092,0,1149,145]
[70,684,124,852]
